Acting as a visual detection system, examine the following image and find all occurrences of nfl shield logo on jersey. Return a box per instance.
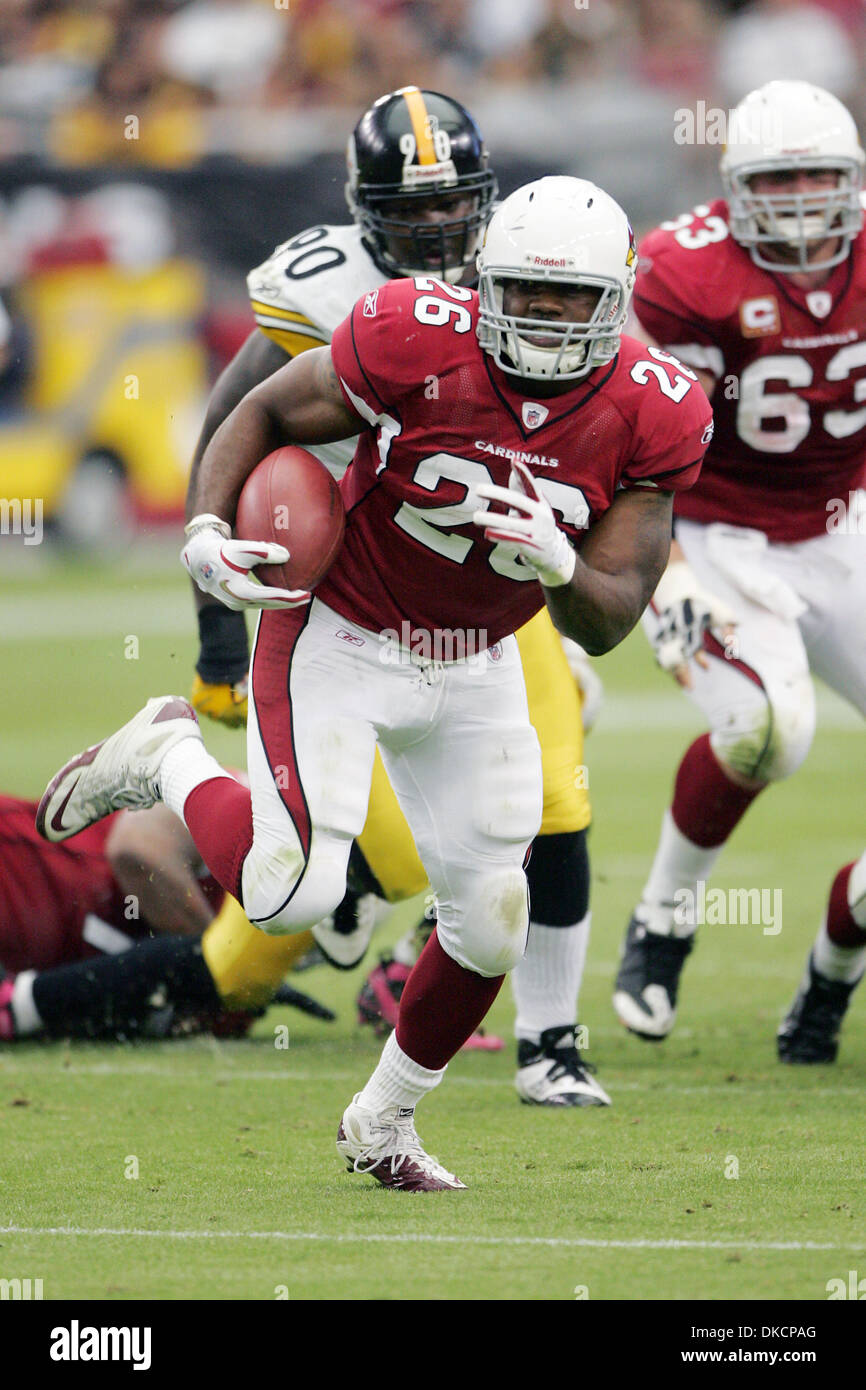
[805,290,833,319]
[521,402,550,430]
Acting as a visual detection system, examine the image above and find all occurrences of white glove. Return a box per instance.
[650,560,737,681]
[474,458,575,587]
[181,515,311,612]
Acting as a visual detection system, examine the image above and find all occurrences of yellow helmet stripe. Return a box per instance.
[400,86,437,165]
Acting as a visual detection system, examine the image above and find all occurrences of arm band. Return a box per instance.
[196,604,250,685]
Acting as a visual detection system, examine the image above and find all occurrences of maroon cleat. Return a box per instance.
[336,1095,466,1191]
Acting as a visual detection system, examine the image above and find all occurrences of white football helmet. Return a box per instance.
[720,81,865,273]
[476,176,637,382]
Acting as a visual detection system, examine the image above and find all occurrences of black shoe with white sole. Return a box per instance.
[515,1024,611,1107]
[612,915,694,1040]
[777,954,860,1064]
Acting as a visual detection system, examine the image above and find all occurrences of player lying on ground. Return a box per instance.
[186,86,608,1106]
[611,80,866,1062]
[0,779,499,1049]
[0,792,330,1040]
[38,175,712,1190]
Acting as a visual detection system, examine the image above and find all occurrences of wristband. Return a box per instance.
[185,513,231,541]
[536,533,576,588]
[196,604,250,685]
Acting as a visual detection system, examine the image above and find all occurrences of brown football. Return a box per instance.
[235,446,345,591]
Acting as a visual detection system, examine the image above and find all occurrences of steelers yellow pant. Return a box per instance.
[203,607,590,1004]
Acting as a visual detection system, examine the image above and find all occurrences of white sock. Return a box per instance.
[813,854,866,983]
[638,811,723,938]
[159,741,236,823]
[813,929,866,984]
[848,851,866,927]
[511,914,591,1042]
[356,1031,445,1111]
[11,971,41,1036]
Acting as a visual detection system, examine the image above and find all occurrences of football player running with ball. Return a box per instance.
[613,81,866,1062]
[185,88,611,1106]
[39,175,712,1190]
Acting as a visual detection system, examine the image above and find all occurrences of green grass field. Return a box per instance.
[1,546,863,1302]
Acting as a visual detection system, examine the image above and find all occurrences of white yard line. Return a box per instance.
[0,1224,862,1253]
[4,1061,862,1097]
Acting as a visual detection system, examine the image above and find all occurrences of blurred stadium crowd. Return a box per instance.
[1,0,865,534]
[1,0,863,166]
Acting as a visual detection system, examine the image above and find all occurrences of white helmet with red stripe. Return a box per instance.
[476,176,637,381]
[720,81,865,273]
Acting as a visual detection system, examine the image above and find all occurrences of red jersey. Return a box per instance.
[0,797,222,972]
[323,276,711,646]
[635,198,866,542]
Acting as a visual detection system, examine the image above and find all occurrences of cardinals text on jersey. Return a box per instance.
[635,199,866,541]
[320,276,712,646]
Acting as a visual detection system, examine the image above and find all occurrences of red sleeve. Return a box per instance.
[631,207,740,387]
[330,279,424,421]
[633,228,722,354]
[616,341,714,493]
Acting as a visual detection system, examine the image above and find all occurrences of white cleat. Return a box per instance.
[612,983,676,1039]
[336,1094,466,1191]
[36,696,202,842]
[515,1025,611,1107]
[612,915,693,1041]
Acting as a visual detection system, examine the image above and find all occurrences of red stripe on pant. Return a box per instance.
[183,606,313,909]
[703,630,766,691]
[251,606,314,862]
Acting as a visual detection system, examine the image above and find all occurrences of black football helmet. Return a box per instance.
[346,86,498,283]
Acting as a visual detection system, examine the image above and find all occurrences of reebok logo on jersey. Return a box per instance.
[363,291,379,318]
[475,441,558,468]
[740,296,780,338]
[335,629,365,646]
[521,402,549,430]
